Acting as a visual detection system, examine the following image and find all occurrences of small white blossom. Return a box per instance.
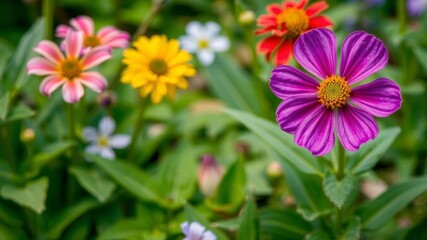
[180,21,229,66]
[83,116,131,160]
[181,222,216,240]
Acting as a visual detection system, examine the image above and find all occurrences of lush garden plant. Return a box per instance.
[0,0,427,239]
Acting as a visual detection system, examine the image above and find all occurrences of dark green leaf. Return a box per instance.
[340,217,361,240]
[236,197,259,240]
[347,127,400,175]
[96,219,166,240]
[47,198,99,239]
[0,177,48,214]
[1,104,35,125]
[0,222,26,240]
[356,176,427,230]
[322,171,355,209]
[224,108,322,175]
[91,155,167,206]
[69,166,116,203]
[0,93,10,120]
[259,208,311,240]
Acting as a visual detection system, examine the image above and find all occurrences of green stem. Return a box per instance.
[1,127,16,171]
[67,104,79,162]
[397,0,407,34]
[132,1,163,40]
[127,98,147,161]
[334,142,345,237]
[42,0,54,40]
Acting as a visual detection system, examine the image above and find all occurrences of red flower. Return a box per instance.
[255,0,332,65]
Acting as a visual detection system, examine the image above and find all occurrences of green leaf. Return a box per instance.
[356,176,427,230]
[184,204,229,240]
[236,197,259,240]
[414,47,427,74]
[155,141,197,208]
[96,219,166,240]
[0,177,48,214]
[274,150,332,220]
[69,166,116,203]
[205,159,246,213]
[224,108,322,175]
[25,141,74,178]
[91,155,167,206]
[259,208,311,240]
[5,18,44,91]
[347,127,400,175]
[47,198,99,239]
[340,217,361,240]
[0,221,26,240]
[322,171,355,209]
[305,231,331,240]
[203,55,262,115]
[0,93,10,120]
[0,104,35,125]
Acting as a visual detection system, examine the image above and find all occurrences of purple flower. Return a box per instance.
[270,28,402,156]
[181,222,216,240]
[407,0,427,17]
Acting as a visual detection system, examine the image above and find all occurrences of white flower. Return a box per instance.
[181,222,216,240]
[180,21,230,66]
[83,116,131,160]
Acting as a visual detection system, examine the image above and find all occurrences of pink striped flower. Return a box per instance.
[56,15,129,51]
[27,31,112,103]
[270,28,402,156]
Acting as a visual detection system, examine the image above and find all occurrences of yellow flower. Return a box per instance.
[121,35,196,103]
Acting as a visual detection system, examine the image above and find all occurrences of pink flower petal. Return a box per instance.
[65,30,84,59]
[80,46,112,70]
[295,106,335,156]
[97,27,130,49]
[70,16,94,36]
[78,71,108,93]
[270,65,319,99]
[340,31,388,85]
[27,57,58,75]
[350,78,402,117]
[55,25,71,38]
[276,95,322,134]
[62,80,84,103]
[34,40,64,63]
[39,75,65,96]
[337,104,379,151]
[294,28,337,79]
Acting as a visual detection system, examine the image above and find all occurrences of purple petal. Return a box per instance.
[202,230,217,240]
[295,106,335,156]
[350,78,402,117]
[99,116,115,136]
[189,222,206,239]
[294,28,337,79]
[85,145,100,154]
[109,134,131,149]
[276,95,321,134]
[339,31,388,85]
[337,104,379,151]
[270,65,319,99]
[100,147,115,159]
[181,222,190,236]
[83,127,98,142]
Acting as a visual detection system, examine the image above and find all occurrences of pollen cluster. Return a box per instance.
[60,59,82,80]
[276,8,309,37]
[317,75,351,109]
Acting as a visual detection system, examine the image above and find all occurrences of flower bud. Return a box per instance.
[239,10,255,25]
[20,128,35,143]
[267,161,283,180]
[198,154,223,197]
[97,91,117,108]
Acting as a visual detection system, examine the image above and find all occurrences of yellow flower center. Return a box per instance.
[60,59,82,80]
[317,75,351,109]
[98,136,109,147]
[198,39,209,49]
[83,35,101,47]
[276,8,309,37]
[149,59,168,75]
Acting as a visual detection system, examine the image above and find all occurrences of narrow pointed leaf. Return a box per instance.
[236,197,259,240]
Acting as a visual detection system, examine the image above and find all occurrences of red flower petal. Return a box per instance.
[297,0,309,9]
[308,16,333,29]
[267,3,282,15]
[274,40,293,66]
[257,36,282,54]
[305,1,329,16]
